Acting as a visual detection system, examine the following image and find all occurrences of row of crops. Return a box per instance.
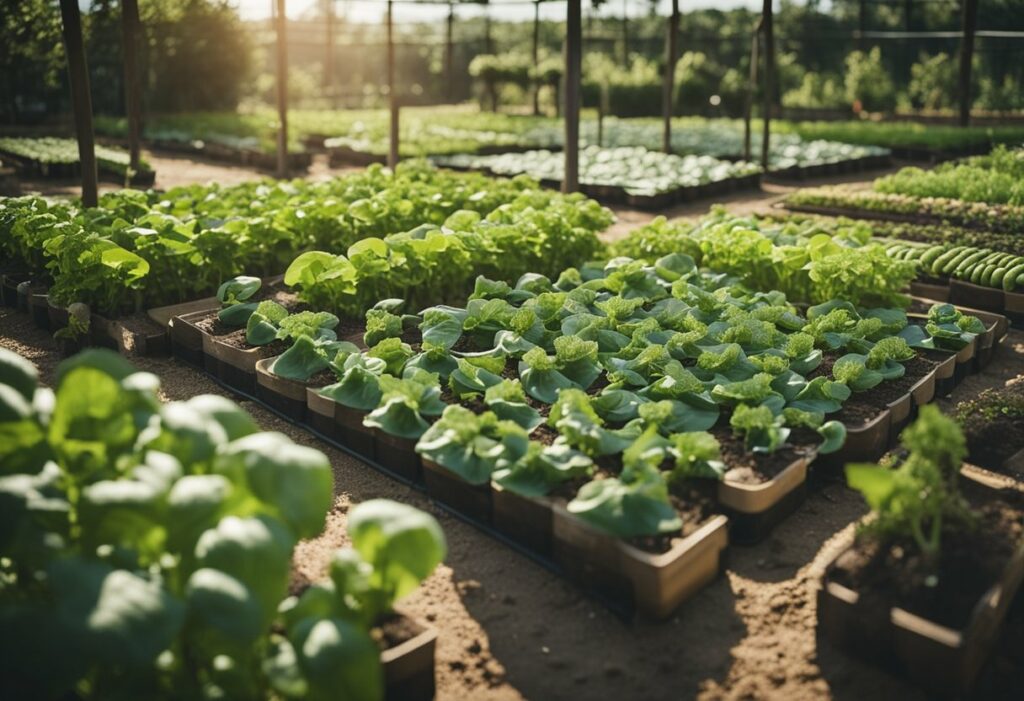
[2,153,1022,697]
[0,136,155,186]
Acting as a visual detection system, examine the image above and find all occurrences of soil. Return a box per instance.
[375,613,424,651]
[628,481,719,554]
[857,355,938,410]
[955,382,1024,474]
[829,480,1024,630]
[830,399,885,428]
[714,426,815,485]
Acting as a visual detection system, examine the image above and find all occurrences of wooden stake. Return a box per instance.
[387,0,399,168]
[275,0,288,178]
[958,0,979,127]
[325,0,335,107]
[743,25,759,163]
[662,0,679,154]
[563,0,581,194]
[59,0,98,207]
[446,2,455,102]
[760,0,774,171]
[121,0,142,175]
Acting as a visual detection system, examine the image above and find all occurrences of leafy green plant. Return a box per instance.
[363,369,446,440]
[730,404,788,454]
[846,405,973,563]
[415,406,529,485]
[0,347,444,700]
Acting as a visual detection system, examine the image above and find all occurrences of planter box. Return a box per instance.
[89,313,170,356]
[837,408,892,463]
[552,503,729,619]
[910,280,950,303]
[491,483,554,556]
[421,458,489,523]
[948,279,1005,314]
[254,358,308,421]
[1003,290,1024,322]
[0,273,28,308]
[910,366,938,408]
[376,430,424,484]
[28,292,50,330]
[204,333,277,395]
[147,296,218,329]
[817,487,1024,694]
[46,298,69,330]
[337,405,377,462]
[886,391,915,444]
[717,454,812,545]
[168,310,211,366]
[306,386,346,444]
[382,619,437,701]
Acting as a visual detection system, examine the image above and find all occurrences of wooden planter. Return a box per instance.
[381,618,437,701]
[552,503,729,619]
[336,405,377,462]
[910,280,950,303]
[718,454,813,545]
[0,273,28,308]
[818,499,1024,694]
[306,386,345,444]
[168,310,211,367]
[491,483,555,557]
[204,334,278,395]
[836,407,892,463]
[421,458,489,523]
[375,430,424,484]
[147,296,218,330]
[28,292,50,330]
[254,358,308,421]
[89,313,169,356]
[948,279,1005,314]
[886,391,915,444]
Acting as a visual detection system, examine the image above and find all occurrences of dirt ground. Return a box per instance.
[3,159,1023,699]
[3,310,1023,701]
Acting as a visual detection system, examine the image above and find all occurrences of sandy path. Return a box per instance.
[3,303,1022,701]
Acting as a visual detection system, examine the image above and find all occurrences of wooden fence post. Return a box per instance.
[958,0,979,127]
[743,25,759,163]
[275,0,289,178]
[59,0,98,207]
[760,0,774,171]
[662,0,680,154]
[563,0,581,194]
[387,0,399,168]
[121,0,142,175]
[532,0,541,115]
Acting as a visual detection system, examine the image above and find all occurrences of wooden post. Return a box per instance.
[59,0,98,207]
[662,0,679,154]
[958,0,978,127]
[325,0,334,106]
[121,0,142,174]
[275,0,288,178]
[760,0,774,171]
[387,0,399,168]
[532,0,540,115]
[743,26,759,163]
[446,2,455,102]
[563,0,581,194]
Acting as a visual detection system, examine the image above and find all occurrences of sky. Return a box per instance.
[232,0,769,23]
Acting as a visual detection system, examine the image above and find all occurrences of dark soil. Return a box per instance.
[831,398,885,428]
[374,612,424,651]
[805,351,839,381]
[859,355,938,410]
[714,426,816,485]
[955,383,1024,471]
[627,480,720,554]
[830,480,1024,630]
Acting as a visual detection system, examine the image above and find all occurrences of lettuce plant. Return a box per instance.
[548,389,641,457]
[363,369,446,440]
[319,352,387,411]
[899,303,986,351]
[730,404,788,454]
[246,300,289,345]
[781,408,848,454]
[484,378,541,430]
[366,338,414,377]
[666,431,726,482]
[518,347,574,404]
[492,441,594,497]
[415,406,529,484]
[216,275,261,326]
[448,356,506,398]
[566,427,682,539]
[363,308,403,347]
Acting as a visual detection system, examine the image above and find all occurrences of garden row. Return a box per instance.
[141,252,999,619]
[784,146,1024,232]
[0,136,156,186]
[0,345,446,701]
[435,147,761,210]
[0,160,610,325]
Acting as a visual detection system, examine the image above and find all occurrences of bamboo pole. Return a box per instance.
[446,2,455,101]
[958,0,979,127]
[121,0,142,174]
[275,0,289,178]
[563,0,581,194]
[662,0,680,154]
[59,0,98,207]
[325,0,335,107]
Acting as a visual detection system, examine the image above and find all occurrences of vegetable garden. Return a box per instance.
[3,1,1024,700]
